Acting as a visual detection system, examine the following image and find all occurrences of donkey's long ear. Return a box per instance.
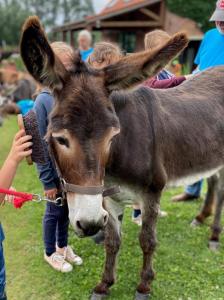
[104,32,188,92]
[20,16,68,93]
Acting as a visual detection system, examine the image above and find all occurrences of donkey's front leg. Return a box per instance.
[135,191,160,300]
[91,199,124,300]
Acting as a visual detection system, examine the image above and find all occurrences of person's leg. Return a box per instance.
[172,180,203,202]
[133,204,141,218]
[43,203,57,256]
[56,201,82,265]
[56,202,69,249]
[0,242,6,300]
[185,180,203,197]
[43,202,73,272]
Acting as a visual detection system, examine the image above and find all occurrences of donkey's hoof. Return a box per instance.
[190,219,202,227]
[90,292,108,300]
[135,291,150,300]
[209,241,219,251]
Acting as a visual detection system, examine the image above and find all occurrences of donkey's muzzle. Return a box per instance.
[76,214,109,237]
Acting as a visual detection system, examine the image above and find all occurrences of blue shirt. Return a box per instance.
[156,69,173,80]
[17,99,34,115]
[33,90,59,190]
[195,28,224,71]
[0,224,4,243]
[80,48,94,61]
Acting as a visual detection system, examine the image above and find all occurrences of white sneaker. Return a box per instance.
[57,245,83,266]
[132,215,142,226]
[159,209,168,217]
[44,252,73,273]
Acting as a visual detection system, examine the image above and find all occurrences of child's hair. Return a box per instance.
[144,30,171,50]
[33,42,74,97]
[78,30,92,43]
[51,41,74,69]
[88,42,122,67]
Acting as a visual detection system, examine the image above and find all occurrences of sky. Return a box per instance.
[93,0,108,13]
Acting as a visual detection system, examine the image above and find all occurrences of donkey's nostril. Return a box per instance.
[76,220,83,231]
[103,213,109,226]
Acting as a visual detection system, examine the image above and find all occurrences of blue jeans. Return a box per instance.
[185,180,203,197]
[0,224,6,299]
[43,201,69,255]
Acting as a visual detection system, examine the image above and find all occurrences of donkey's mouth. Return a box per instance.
[76,220,103,237]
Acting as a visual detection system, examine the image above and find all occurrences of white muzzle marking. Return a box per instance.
[67,193,108,235]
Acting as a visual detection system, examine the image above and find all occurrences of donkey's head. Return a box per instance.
[20,16,188,237]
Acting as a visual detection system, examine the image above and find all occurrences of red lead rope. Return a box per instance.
[0,188,34,208]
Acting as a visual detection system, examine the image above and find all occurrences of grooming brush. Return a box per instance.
[17,110,46,165]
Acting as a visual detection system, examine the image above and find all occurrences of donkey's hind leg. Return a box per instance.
[209,172,224,251]
[91,199,124,299]
[135,191,160,300]
[191,174,218,227]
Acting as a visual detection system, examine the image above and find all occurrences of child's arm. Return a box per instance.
[34,92,59,200]
[0,130,32,203]
[143,76,186,89]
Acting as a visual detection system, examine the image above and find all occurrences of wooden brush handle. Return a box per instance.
[17,114,33,165]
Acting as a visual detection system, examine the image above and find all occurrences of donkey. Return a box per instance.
[21,17,224,300]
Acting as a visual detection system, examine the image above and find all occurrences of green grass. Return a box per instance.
[1,117,224,300]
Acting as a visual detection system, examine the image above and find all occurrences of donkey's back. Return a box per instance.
[152,66,224,186]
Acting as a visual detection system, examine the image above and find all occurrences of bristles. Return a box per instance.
[23,110,47,164]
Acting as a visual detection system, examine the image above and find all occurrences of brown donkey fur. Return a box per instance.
[20,16,224,299]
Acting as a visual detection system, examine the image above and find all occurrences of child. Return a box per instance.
[143,30,187,88]
[88,42,123,67]
[0,129,32,300]
[78,30,94,61]
[34,42,82,272]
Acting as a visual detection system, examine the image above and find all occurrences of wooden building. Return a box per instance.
[52,0,204,69]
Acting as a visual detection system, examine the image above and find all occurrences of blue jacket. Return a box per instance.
[33,90,59,190]
[0,224,4,243]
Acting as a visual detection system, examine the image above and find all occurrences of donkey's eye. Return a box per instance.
[55,137,69,148]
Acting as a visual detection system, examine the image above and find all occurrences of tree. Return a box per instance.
[0,1,30,46]
[0,0,95,46]
[167,0,217,32]
[60,0,94,23]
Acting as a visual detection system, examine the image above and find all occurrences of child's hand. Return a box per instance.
[44,188,58,200]
[8,129,32,165]
[4,187,16,203]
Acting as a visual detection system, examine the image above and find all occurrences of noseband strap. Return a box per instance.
[62,180,120,197]
[48,147,120,199]
[64,182,104,195]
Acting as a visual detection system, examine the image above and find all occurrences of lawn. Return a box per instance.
[0,116,224,300]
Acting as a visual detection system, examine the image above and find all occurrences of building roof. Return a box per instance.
[165,11,203,41]
[87,0,160,22]
[96,0,154,18]
[53,0,203,40]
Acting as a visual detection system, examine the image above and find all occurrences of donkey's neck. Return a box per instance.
[107,87,158,186]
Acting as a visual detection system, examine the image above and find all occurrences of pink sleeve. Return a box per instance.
[143,76,186,89]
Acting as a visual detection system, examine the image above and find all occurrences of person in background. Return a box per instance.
[78,30,94,61]
[172,0,224,202]
[34,41,82,272]
[0,130,32,300]
[143,30,187,88]
[88,41,123,67]
[144,30,174,80]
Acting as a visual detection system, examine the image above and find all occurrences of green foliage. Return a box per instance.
[1,117,224,300]
[0,0,94,46]
[0,1,30,46]
[167,0,217,32]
